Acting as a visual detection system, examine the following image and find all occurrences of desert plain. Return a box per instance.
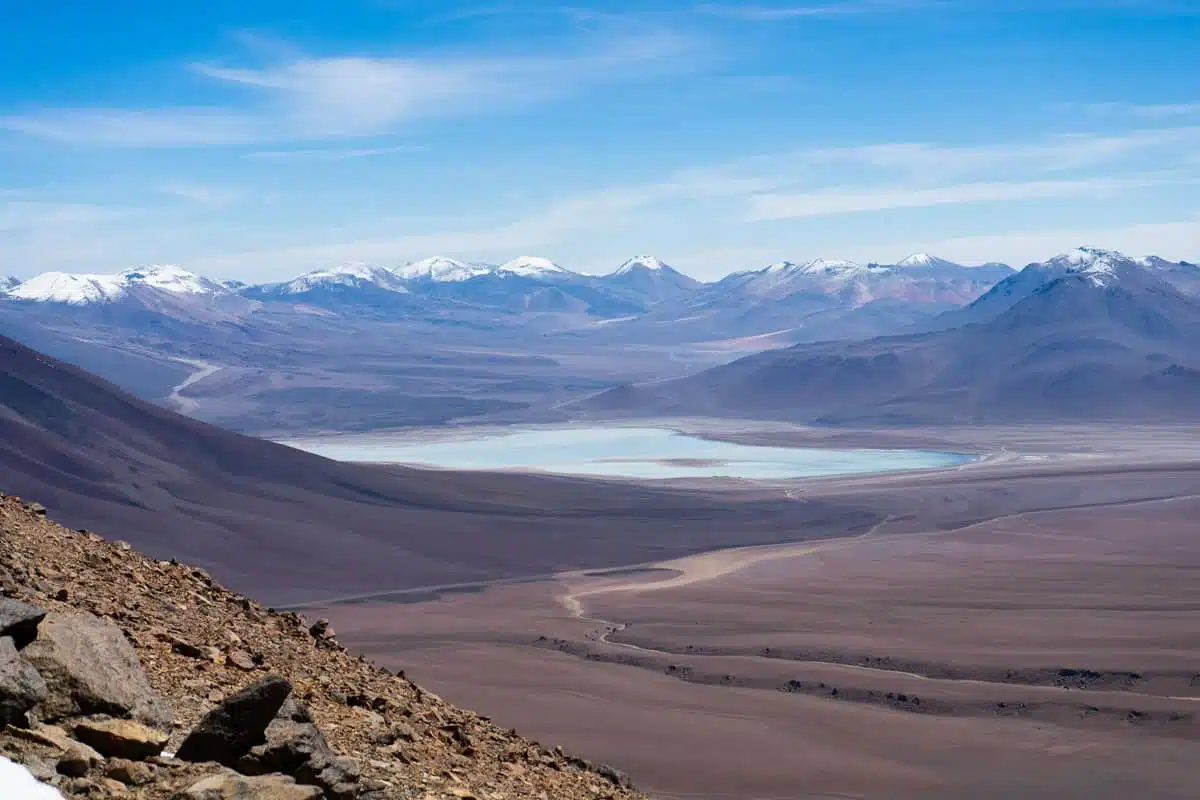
[312,423,1200,800]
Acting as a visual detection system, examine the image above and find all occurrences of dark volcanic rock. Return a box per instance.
[21,612,172,728]
[298,754,362,800]
[0,597,46,649]
[177,676,293,766]
[0,636,46,727]
[237,699,333,777]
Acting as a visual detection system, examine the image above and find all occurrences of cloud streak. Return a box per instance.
[745,175,1184,220]
[242,144,423,161]
[695,0,936,20]
[0,30,700,147]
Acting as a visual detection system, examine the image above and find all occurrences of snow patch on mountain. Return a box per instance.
[396,256,493,282]
[895,252,962,269]
[0,276,18,291]
[1044,247,1135,287]
[614,256,670,275]
[274,263,410,294]
[498,256,569,277]
[797,258,867,276]
[7,266,227,305]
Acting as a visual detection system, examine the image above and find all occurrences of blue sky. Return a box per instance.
[2,0,1198,281]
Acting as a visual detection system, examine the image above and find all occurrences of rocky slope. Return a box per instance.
[0,493,643,799]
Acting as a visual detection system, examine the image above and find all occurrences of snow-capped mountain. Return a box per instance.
[602,255,701,303]
[587,247,1200,424]
[894,252,962,270]
[0,276,17,292]
[5,266,231,305]
[259,263,410,296]
[497,256,571,278]
[937,247,1194,330]
[715,255,1002,308]
[612,255,672,275]
[395,257,494,283]
[1041,246,1144,287]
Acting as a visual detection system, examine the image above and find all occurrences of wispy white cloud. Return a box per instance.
[695,0,935,20]
[1072,101,1200,119]
[160,183,242,207]
[702,127,1200,187]
[0,201,127,232]
[745,175,1187,220]
[0,30,701,147]
[242,144,423,161]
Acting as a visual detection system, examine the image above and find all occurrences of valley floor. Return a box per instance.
[317,424,1200,799]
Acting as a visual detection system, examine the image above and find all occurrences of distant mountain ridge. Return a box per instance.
[579,248,1200,424]
[2,251,1021,305]
[0,251,1037,326]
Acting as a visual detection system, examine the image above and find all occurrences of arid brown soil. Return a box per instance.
[324,479,1200,799]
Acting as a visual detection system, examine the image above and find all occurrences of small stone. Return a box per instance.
[101,777,130,795]
[227,650,256,671]
[66,777,98,794]
[56,743,101,777]
[105,757,154,785]
[162,633,207,660]
[308,619,335,640]
[597,763,634,789]
[74,718,169,761]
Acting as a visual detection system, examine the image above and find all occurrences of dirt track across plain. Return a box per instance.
[323,425,1200,800]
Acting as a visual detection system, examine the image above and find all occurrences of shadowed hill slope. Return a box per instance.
[0,334,861,605]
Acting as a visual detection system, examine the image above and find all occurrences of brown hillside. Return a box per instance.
[0,493,645,799]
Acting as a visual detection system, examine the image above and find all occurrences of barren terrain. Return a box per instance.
[319,426,1200,799]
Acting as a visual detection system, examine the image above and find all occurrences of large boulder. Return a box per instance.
[21,613,172,728]
[237,700,333,776]
[0,636,47,727]
[0,598,46,649]
[237,698,364,799]
[179,771,322,800]
[176,676,292,766]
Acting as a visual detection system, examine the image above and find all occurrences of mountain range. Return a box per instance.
[2,252,1010,315]
[581,248,1200,424]
[2,247,1198,432]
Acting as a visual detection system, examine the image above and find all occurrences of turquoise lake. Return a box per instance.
[282,426,971,480]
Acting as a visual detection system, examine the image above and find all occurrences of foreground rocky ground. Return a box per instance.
[0,493,644,799]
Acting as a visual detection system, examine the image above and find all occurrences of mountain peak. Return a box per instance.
[895,252,961,269]
[0,276,18,291]
[6,266,227,305]
[498,256,569,277]
[1045,247,1137,287]
[396,256,491,282]
[614,256,670,275]
[797,258,864,275]
[274,262,410,295]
